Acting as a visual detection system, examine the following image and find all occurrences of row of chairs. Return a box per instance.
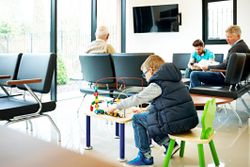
[78,53,152,98]
[0,53,61,142]
[79,52,225,98]
[77,53,153,115]
[172,53,224,72]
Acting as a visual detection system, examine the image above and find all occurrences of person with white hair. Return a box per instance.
[85,25,116,54]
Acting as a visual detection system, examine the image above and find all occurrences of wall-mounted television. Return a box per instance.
[133,4,180,33]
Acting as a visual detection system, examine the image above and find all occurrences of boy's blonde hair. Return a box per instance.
[141,54,165,73]
[225,25,241,36]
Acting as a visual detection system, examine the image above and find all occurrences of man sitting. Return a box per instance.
[85,25,116,54]
[185,39,215,78]
[189,25,250,88]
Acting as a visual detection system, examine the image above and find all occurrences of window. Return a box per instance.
[0,0,50,52]
[203,0,237,44]
[97,0,121,52]
[56,0,91,99]
[57,0,91,79]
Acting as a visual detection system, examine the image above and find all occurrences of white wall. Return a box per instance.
[126,0,250,62]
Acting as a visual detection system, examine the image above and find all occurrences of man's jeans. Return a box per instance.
[190,71,225,88]
[132,112,151,153]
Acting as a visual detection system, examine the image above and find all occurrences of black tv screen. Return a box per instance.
[133,4,179,33]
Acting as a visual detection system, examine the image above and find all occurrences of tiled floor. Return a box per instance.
[4,91,250,167]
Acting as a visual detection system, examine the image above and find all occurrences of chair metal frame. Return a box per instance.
[0,53,61,142]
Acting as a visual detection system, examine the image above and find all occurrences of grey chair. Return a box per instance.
[172,53,191,70]
[0,53,61,142]
[0,53,22,97]
[112,53,152,87]
[214,53,224,63]
[79,53,116,95]
[240,53,250,83]
[78,54,116,115]
[112,53,152,98]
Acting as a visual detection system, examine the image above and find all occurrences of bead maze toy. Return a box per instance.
[90,86,105,114]
[90,86,121,117]
[89,77,144,118]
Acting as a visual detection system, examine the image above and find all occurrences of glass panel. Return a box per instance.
[208,0,233,40]
[97,0,121,52]
[0,0,50,53]
[57,0,91,99]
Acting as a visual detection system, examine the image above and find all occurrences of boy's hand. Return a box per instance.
[132,108,141,113]
[106,106,117,114]
[132,107,147,113]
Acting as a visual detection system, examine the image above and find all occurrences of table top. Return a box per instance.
[82,107,137,124]
[191,93,234,106]
[0,127,122,167]
[83,94,234,121]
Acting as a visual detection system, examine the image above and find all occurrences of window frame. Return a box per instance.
[202,0,237,45]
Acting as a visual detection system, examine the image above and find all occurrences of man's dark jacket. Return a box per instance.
[209,39,250,70]
[147,63,198,142]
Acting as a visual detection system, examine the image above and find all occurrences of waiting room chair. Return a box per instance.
[190,53,248,126]
[111,53,152,98]
[237,52,250,115]
[240,53,250,84]
[190,53,247,97]
[79,54,116,94]
[0,53,61,142]
[163,98,219,167]
[214,53,224,63]
[172,53,191,75]
[0,53,22,97]
[112,53,151,87]
[78,54,116,114]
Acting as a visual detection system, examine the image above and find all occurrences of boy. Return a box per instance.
[108,55,198,166]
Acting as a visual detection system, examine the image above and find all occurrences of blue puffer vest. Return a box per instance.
[147,63,198,141]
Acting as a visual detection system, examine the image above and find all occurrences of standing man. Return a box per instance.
[85,25,116,54]
[190,25,250,88]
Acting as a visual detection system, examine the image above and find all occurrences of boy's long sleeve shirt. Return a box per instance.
[116,83,162,110]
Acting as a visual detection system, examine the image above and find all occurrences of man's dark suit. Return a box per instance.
[208,39,250,70]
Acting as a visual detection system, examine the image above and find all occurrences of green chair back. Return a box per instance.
[201,98,216,139]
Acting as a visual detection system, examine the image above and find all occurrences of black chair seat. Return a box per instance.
[190,85,248,99]
[0,53,22,97]
[0,98,56,120]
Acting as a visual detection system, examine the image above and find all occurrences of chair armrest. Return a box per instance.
[6,78,42,86]
[209,69,226,78]
[210,69,226,73]
[0,75,11,79]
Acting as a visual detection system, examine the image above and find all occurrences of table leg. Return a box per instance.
[85,115,92,150]
[114,122,120,139]
[119,123,126,161]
